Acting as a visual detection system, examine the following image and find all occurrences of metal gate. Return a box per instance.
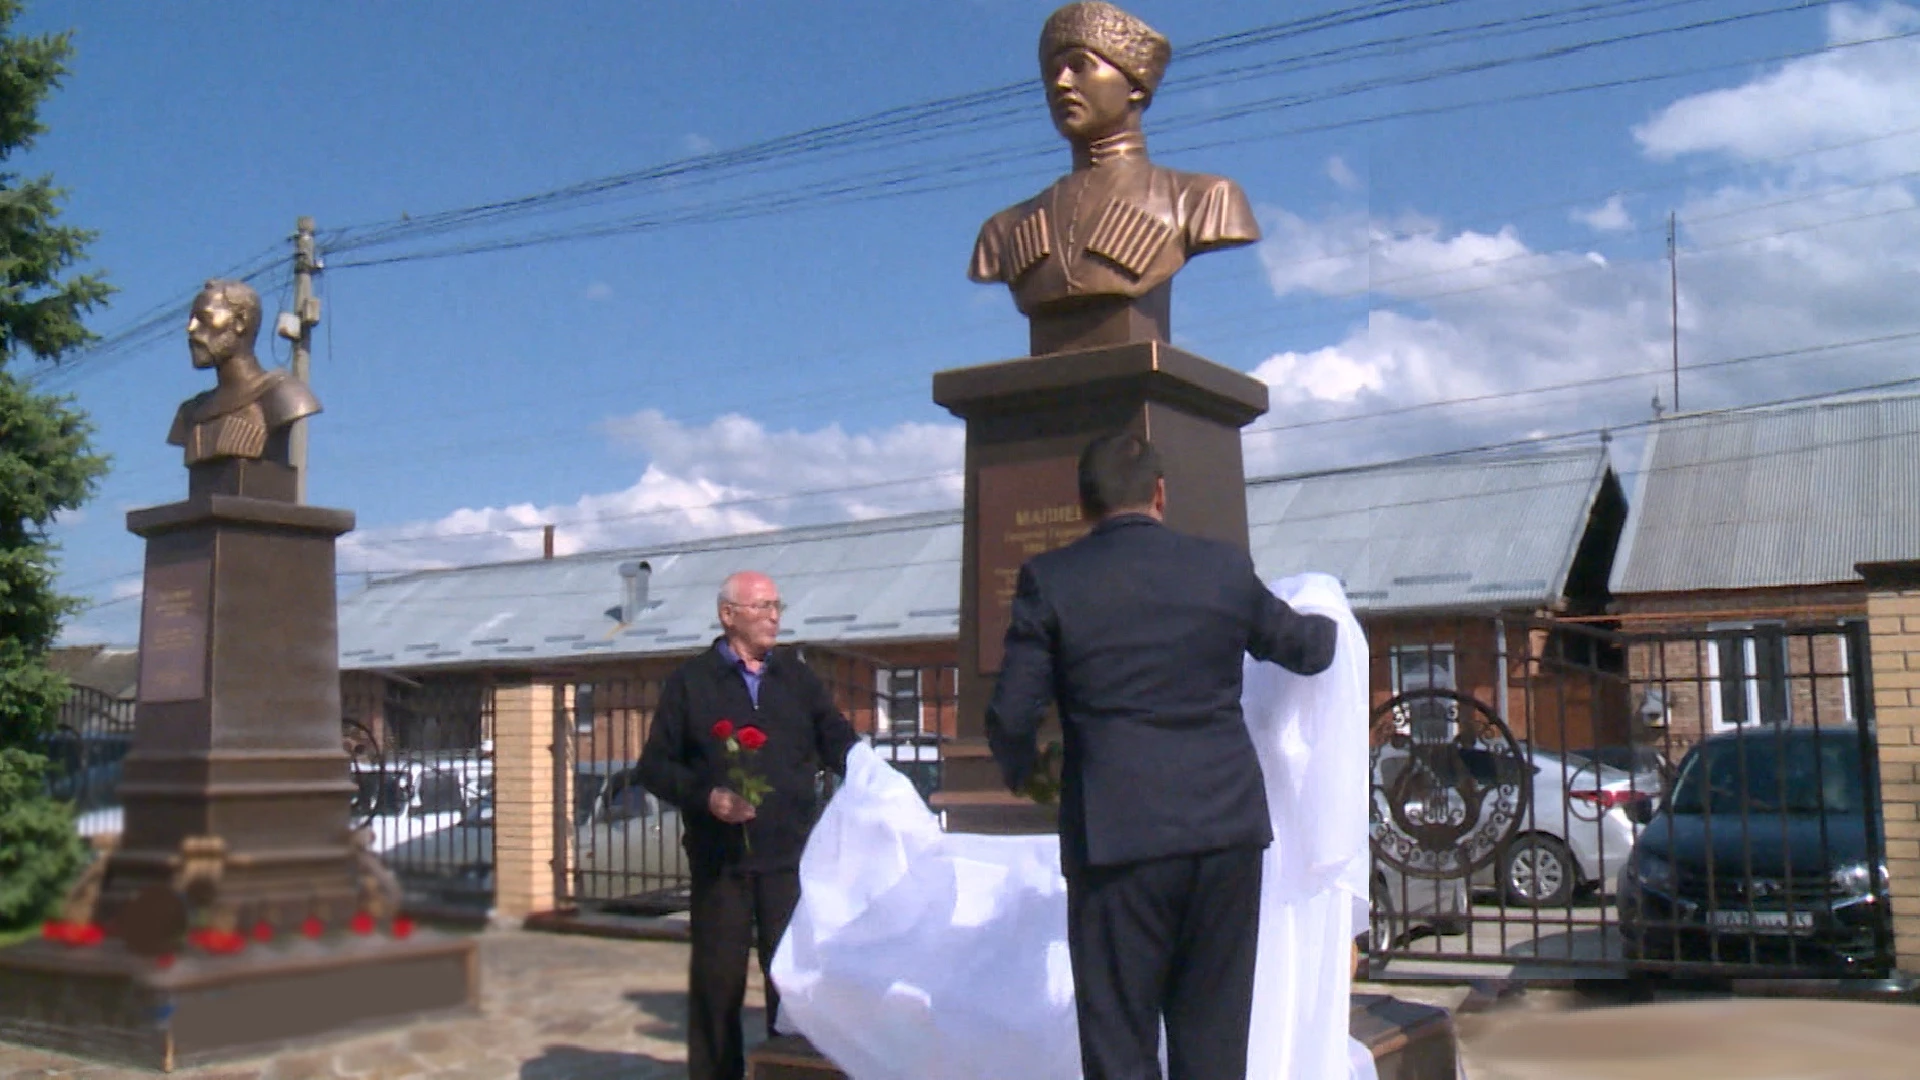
[344,677,495,918]
[552,655,955,918]
[1366,616,1890,982]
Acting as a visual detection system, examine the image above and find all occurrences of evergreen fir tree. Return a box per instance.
[0,0,113,931]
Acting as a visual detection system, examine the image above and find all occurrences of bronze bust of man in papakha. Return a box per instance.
[168,279,320,468]
[969,2,1261,351]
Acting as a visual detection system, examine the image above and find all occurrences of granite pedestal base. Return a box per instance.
[746,993,1457,1079]
[0,931,477,1073]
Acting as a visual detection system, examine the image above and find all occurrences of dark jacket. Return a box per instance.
[637,641,859,873]
[986,514,1338,872]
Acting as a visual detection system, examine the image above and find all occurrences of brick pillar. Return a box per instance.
[1859,560,1920,973]
[492,680,559,920]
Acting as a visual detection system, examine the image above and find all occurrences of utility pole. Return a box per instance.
[1667,211,1679,414]
[281,216,322,503]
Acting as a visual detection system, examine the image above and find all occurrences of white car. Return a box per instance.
[1375,741,1652,909]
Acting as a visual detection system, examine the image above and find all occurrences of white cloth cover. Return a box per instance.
[770,572,1377,1080]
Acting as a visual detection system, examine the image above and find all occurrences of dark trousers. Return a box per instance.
[687,864,801,1080]
[1066,845,1264,1080]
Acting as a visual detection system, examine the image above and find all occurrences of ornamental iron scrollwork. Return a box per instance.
[1369,688,1529,880]
[343,717,402,828]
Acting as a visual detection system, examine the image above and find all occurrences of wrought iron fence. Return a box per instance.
[45,686,135,838]
[342,676,495,919]
[551,651,957,917]
[1365,616,1889,983]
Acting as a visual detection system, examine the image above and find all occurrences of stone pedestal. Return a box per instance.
[101,492,362,928]
[928,340,1268,832]
[0,931,477,1072]
[0,480,478,1068]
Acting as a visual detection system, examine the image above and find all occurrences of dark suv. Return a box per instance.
[1616,726,1889,974]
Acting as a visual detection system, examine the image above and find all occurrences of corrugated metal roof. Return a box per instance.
[1248,445,1610,613]
[338,510,962,671]
[1609,392,1920,595]
[338,447,1613,672]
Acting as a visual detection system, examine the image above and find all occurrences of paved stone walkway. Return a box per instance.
[0,929,762,1079]
[6,928,1916,1078]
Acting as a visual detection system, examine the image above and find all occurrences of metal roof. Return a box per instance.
[1247,445,1612,614]
[1610,392,1920,596]
[338,510,963,671]
[338,447,1614,672]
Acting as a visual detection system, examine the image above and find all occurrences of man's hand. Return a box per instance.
[708,787,757,824]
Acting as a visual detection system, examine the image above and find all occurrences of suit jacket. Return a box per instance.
[985,515,1337,872]
[637,641,859,873]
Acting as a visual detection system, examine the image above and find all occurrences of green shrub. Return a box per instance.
[0,747,87,931]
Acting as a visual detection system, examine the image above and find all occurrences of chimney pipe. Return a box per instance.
[543,524,555,559]
[619,560,651,623]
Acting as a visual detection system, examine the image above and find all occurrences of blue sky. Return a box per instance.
[21,0,1920,644]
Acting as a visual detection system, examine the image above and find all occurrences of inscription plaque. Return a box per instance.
[976,455,1090,673]
[137,557,212,703]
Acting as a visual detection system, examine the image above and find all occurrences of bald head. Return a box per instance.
[718,571,783,661]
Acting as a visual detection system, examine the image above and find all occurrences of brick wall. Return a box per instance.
[492,681,558,919]
[1859,561,1920,973]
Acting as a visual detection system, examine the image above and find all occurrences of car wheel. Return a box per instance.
[1365,876,1400,957]
[1501,834,1577,908]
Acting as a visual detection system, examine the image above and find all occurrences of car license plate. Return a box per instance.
[1707,909,1815,931]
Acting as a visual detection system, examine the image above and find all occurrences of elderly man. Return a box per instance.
[637,571,859,1080]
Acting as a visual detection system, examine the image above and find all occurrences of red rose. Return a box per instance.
[301,916,325,939]
[391,917,416,939]
[74,923,105,946]
[251,921,274,943]
[736,727,767,751]
[41,920,69,943]
[349,911,376,936]
[711,719,735,740]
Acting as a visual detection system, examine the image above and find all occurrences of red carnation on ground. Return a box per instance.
[301,916,325,939]
[736,726,767,751]
[711,719,735,740]
[391,917,416,940]
[74,923,104,946]
[251,921,274,943]
[349,911,376,936]
[154,954,175,970]
[41,920,70,943]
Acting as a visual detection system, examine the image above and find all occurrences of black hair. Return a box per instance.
[1077,431,1162,517]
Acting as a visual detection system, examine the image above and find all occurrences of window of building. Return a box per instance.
[1705,622,1790,730]
[1388,643,1457,741]
[875,668,922,738]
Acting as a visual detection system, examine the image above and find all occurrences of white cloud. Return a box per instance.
[583,281,613,302]
[340,412,964,571]
[683,133,718,156]
[1633,3,1920,178]
[1240,6,1920,477]
[110,579,144,601]
[1325,155,1361,192]
[1572,194,1633,233]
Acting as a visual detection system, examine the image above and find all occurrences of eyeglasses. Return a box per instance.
[727,599,787,615]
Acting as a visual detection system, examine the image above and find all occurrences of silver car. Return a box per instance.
[1473,747,1652,908]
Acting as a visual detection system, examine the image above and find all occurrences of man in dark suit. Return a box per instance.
[986,433,1338,1080]
[638,570,860,1080]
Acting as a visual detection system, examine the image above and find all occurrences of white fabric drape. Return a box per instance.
[771,572,1376,1080]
